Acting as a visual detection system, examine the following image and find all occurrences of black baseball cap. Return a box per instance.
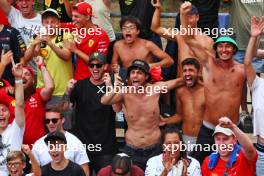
[127,59,151,82]
[44,131,67,144]
[188,5,199,15]
[112,153,132,175]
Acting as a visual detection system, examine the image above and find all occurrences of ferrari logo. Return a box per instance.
[40,48,49,58]
[88,39,94,47]
[11,100,16,107]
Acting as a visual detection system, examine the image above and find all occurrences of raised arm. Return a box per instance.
[12,62,25,128]
[22,145,42,176]
[244,16,264,88]
[146,41,174,68]
[151,0,179,41]
[23,36,41,64]
[0,0,11,16]
[0,50,13,79]
[180,2,213,68]
[219,117,257,161]
[64,0,72,18]
[35,56,54,101]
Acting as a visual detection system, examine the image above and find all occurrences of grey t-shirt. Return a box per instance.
[230,0,264,50]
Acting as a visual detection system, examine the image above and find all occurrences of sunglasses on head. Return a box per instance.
[88,63,103,68]
[44,118,61,124]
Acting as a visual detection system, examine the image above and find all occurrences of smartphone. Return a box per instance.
[2,44,10,54]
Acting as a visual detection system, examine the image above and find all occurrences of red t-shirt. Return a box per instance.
[23,88,46,147]
[202,150,257,176]
[97,165,144,176]
[0,9,9,26]
[60,23,110,80]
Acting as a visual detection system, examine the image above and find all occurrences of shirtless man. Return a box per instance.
[181,2,246,163]
[111,16,173,81]
[151,0,214,74]
[101,59,183,170]
[160,58,205,151]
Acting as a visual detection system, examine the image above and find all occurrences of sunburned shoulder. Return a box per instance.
[233,61,246,71]
[114,39,124,47]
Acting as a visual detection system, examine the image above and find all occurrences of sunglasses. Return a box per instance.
[88,63,103,68]
[44,118,61,124]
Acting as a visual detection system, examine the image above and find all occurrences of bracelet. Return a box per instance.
[15,79,23,84]
[38,63,46,70]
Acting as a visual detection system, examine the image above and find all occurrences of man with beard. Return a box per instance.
[101,59,183,170]
[181,2,246,163]
[160,58,204,152]
[111,16,174,82]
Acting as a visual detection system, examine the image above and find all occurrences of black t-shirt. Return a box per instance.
[0,26,25,85]
[184,0,220,30]
[119,0,155,39]
[43,0,72,22]
[41,160,85,176]
[70,78,117,155]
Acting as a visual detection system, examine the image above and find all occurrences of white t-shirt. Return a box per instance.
[251,76,264,138]
[85,0,116,41]
[0,121,25,176]
[32,131,89,166]
[145,154,201,176]
[8,6,42,46]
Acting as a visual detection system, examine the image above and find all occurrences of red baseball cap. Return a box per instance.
[23,66,35,77]
[73,2,93,16]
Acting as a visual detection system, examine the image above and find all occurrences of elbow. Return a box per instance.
[151,26,158,34]
[167,57,174,66]
[48,85,55,94]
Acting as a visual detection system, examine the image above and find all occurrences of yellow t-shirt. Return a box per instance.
[37,33,73,96]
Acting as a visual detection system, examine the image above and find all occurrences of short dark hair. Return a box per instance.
[161,125,187,159]
[45,104,65,118]
[181,58,200,71]
[120,16,141,30]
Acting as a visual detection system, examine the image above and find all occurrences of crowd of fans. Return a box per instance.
[0,0,263,175]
